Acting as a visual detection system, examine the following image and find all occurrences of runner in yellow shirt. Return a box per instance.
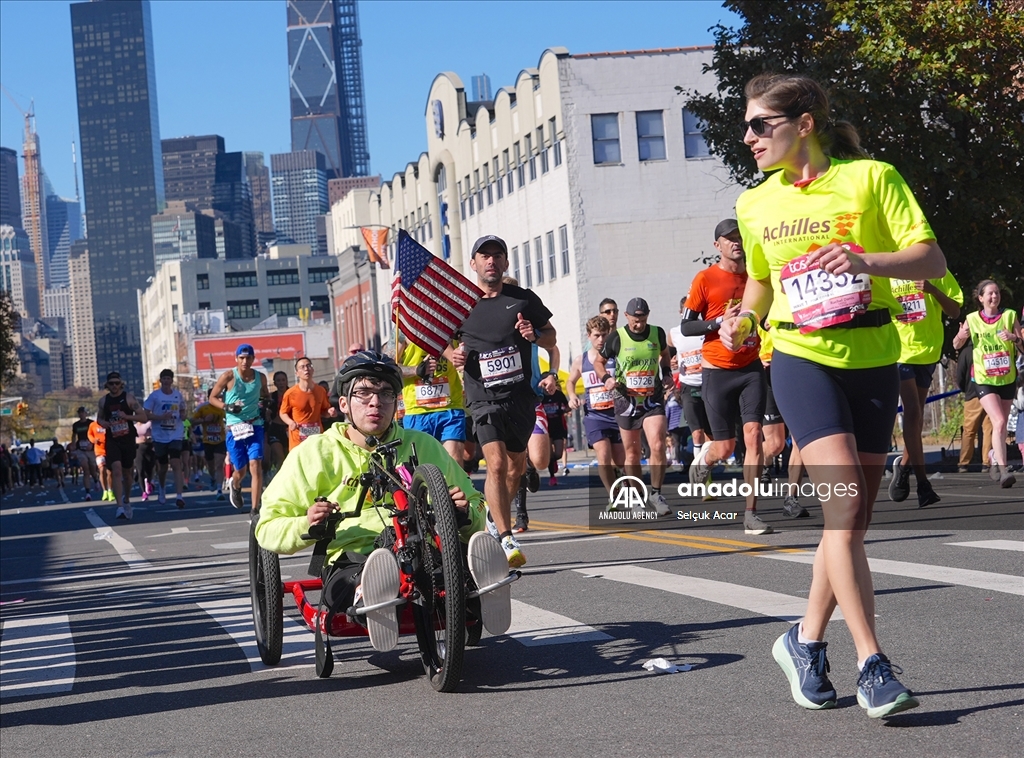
[888,271,963,506]
[397,336,467,463]
[720,72,947,719]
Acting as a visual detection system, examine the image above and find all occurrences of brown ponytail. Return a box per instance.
[744,73,869,160]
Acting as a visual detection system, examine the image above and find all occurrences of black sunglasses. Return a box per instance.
[742,114,793,137]
[601,308,618,315]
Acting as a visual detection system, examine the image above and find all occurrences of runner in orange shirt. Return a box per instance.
[279,356,336,449]
[88,419,113,501]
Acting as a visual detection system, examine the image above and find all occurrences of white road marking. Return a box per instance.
[580,565,845,623]
[0,558,247,587]
[197,596,314,672]
[945,540,1024,553]
[83,509,149,568]
[147,526,222,538]
[0,614,76,698]
[211,541,250,550]
[507,599,613,646]
[758,552,1024,596]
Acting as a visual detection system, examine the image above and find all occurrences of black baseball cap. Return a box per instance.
[76,406,87,413]
[625,297,650,316]
[714,219,740,240]
[471,235,508,257]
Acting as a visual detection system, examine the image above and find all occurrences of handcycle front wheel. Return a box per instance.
[249,518,283,665]
[409,464,466,693]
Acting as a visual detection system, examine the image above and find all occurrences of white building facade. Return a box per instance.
[342,47,742,361]
[68,240,98,389]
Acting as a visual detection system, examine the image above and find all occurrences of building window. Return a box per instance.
[546,231,556,281]
[227,300,260,319]
[458,179,465,218]
[683,109,711,158]
[539,127,549,174]
[483,165,493,206]
[196,273,209,290]
[514,143,525,188]
[504,149,514,194]
[511,245,520,282]
[550,118,562,167]
[534,236,544,284]
[523,240,532,288]
[169,275,178,292]
[269,297,301,317]
[310,295,330,313]
[559,225,570,276]
[526,134,537,181]
[267,270,300,286]
[591,114,621,164]
[172,304,179,320]
[308,267,339,283]
[199,301,210,310]
[637,111,666,161]
[225,272,258,288]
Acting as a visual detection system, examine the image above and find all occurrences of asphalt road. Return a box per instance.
[1,468,1022,758]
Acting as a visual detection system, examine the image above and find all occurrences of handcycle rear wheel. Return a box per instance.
[409,464,466,692]
[249,519,283,665]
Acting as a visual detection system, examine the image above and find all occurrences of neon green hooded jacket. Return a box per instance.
[256,422,485,564]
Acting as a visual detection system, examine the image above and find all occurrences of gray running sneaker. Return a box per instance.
[783,496,809,518]
[1000,470,1016,489]
[989,462,1003,482]
[648,491,671,517]
[744,511,773,535]
[229,484,244,510]
[888,460,911,502]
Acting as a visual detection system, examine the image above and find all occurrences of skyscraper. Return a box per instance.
[287,0,370,179]
[71,0,164,391]
[162,135,225,210]
[244,151,275,252]
[213,152,256,258]
[271,150,328,255]
[0,147,22,229]
[45,195,82,290]
[20,112,49,308]
[471,74,492,102]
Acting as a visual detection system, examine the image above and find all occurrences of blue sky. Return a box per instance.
[0,0,739,201]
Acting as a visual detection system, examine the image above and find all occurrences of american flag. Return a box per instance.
[391,230,483,357]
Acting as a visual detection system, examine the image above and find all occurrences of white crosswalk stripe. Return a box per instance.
[0,614,76,699]
[196,597,315,672]
[507,600,613,646]
[945,540,1024,553]
[577,565,845,622]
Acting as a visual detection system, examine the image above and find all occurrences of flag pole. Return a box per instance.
[386,269,401,359]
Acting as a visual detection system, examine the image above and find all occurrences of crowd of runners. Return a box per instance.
[3,72,1023,721]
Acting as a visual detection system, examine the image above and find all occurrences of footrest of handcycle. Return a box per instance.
[467,570,521,598]
[345,596,408,616]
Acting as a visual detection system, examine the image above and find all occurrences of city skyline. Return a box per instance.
[0,0,736,202]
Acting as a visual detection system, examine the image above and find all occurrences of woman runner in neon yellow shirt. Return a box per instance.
[720,73,947,720]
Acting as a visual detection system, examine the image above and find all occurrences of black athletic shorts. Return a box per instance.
[469,394,536,454]
[898,362,936,389]
[701,362,767,440]
[612,393,666,433]
[771,351,899,455]
[204,441,227,460]
[153,439,183,464]
[763,366,784,427]
[680,385,712,437]
[975,382,1015,401]
[106,435,137,470]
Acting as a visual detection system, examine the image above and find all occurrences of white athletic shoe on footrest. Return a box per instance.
[361,548,401,652]
[468,532,513,636]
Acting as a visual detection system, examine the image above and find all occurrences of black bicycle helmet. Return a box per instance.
[333,350,403,398]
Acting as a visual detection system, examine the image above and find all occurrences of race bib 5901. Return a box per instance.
[478,346,524,388]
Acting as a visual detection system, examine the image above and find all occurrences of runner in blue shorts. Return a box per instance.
[397,335,467,461]
[209,343,270,514]
[568,315,624,503]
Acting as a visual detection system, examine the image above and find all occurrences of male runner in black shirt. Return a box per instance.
[453,235,556,568]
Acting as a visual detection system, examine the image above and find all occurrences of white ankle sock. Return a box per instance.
[797,623,820,645]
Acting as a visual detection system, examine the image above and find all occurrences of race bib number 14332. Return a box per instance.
[780,247,872,334]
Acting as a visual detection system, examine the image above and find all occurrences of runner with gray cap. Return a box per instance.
[592,297,674,516]
[452,234,557,568]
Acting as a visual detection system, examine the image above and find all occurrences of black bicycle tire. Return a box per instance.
[409,464,466,692]
[249,520,283,665]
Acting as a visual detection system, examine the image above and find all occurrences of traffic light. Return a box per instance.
[15,402,27,417]
[193,376,200,388]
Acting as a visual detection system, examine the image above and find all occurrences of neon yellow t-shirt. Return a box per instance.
[738,158,935,369]
[757,323,774,365]
[399,342,465,415]
[890,270,963,365]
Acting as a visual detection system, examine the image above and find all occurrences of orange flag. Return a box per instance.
[361,227,390,269]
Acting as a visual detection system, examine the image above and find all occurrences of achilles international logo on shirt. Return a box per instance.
[762,211,863,247]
